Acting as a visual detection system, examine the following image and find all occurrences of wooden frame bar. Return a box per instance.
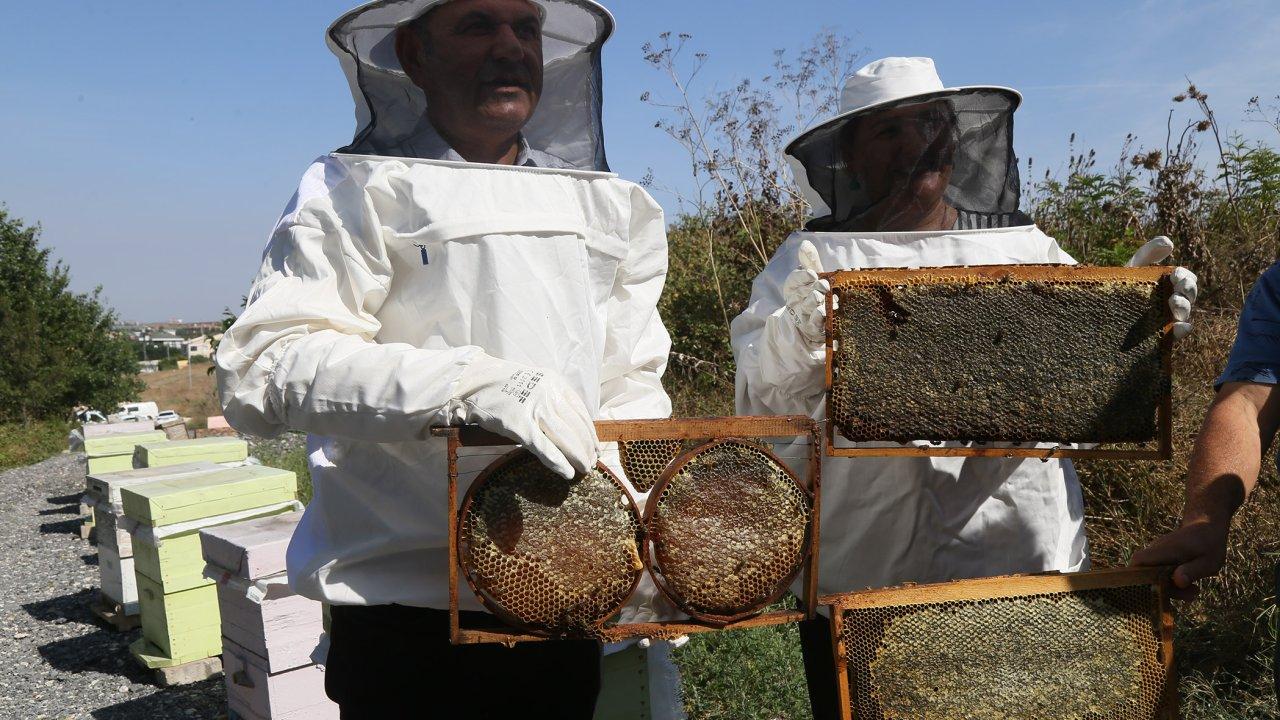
[431,416,822,646]
[824,567,1178,720]
[822,265,1175,460]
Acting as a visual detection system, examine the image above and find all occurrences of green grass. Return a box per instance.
[251,437,313,504]
[672,597,811,719]
[0,420,69,472]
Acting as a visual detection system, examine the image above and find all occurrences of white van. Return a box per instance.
[113,401,160,423]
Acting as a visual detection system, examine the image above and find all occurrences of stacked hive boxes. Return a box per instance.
[80,428,168,539]
[134,436,250,469]
[86,462,223,616]
[202,512,339,720]
[122,466,299,670]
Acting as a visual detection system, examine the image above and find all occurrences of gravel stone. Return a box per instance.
[0,452,227,719]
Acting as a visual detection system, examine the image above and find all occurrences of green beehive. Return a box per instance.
[133,503,298,593]
[86,462,223,509]
[134,436,249,468]
[84,430,167,458]
[121,466,298,527]
[136,573,222,662]
[87,454,142,475]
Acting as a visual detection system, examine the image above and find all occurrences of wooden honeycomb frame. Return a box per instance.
[824,567,1178,720]
[433,415,822,645]
[823,265,1175,460]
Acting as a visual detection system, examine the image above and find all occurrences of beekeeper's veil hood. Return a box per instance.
[327,0,614,170]
[786,57,1022,230]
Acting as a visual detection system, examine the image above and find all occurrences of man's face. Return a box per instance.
[841,100,957,225]
[399,0,544,141]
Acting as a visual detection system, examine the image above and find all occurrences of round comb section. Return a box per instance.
[619,439,685,492]
[458,450,644,637]
[645,439,812,624]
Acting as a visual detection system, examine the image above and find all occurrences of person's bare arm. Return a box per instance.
[1131,381,1280,598]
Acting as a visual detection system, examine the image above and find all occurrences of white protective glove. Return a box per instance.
[447,355,599,478]
[781,240,831,346]
[1125,235,1197,340]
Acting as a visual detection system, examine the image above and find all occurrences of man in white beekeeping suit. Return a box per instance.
[731,57,1199,719]
[215,1,675,716]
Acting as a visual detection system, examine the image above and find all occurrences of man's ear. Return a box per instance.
[395,26,426,85]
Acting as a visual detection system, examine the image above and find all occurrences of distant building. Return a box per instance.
[139,360,160,374]
[186,335,215,357]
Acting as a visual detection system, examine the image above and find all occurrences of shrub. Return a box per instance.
[0,208,142,422]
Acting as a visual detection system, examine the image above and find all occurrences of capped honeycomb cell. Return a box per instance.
[827,265,1171,445]
[645,439,812,624]
[619,439,685,492]
[458,450,644,637]
[833,576,1173,720]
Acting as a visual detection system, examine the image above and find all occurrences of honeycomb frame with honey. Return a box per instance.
[457,449,646,638]
[823,265,1175,460]
[434,416,822,646]
[644,438,813,625]
[824,567,1178,720]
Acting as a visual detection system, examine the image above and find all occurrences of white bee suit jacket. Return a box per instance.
[731,225,1089,601]
[216,153,672,609]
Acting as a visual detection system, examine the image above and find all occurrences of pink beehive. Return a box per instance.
[201,512,338,720]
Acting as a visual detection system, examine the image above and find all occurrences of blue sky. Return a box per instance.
[2,0,1277,322]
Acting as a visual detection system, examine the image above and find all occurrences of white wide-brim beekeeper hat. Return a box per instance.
[785,57,1025,227]
[327,0,615,170]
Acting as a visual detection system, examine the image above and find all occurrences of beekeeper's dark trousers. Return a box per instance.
[798,615,842,720]
[326,604,602,719]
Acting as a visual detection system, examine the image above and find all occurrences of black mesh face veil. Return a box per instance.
[787,89,1023,231]
[325,0,613,171]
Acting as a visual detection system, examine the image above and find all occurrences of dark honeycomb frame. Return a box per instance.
[824,265,1175,460]
[824,567,1178,720]
[433,416,822,646]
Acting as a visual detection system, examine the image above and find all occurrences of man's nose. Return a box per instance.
[489,24,526,63]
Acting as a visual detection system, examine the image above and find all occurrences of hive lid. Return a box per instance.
[86,461,224,506]
[200,511,303,580]
[134,436,249,467]
[84,430,168,458]
[83,421,156,439]
[121,466,297,527]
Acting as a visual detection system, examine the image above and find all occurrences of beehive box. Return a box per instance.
[84,429,167,458]
[136,572,222,661]
[824,568,1176,720]
[134,436,249,468]
[201,512,325,673]
[121,466,297,527]
[223,640,339,720]
[133,503,299,594]
[83,421,156,439]
[95,505,133,556]
[201,512,299,581]
[98,544,139,614]
[87,454,142,475]
[825,265,1173,459]
[87,461,223,511]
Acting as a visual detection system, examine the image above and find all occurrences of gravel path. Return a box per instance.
[0,452,225,720]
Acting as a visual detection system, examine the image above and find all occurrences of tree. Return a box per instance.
[0,208,143,422]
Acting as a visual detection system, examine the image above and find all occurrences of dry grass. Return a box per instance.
[138,361,220,429]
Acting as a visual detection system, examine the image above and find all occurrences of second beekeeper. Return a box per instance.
[731,56,1198,719]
